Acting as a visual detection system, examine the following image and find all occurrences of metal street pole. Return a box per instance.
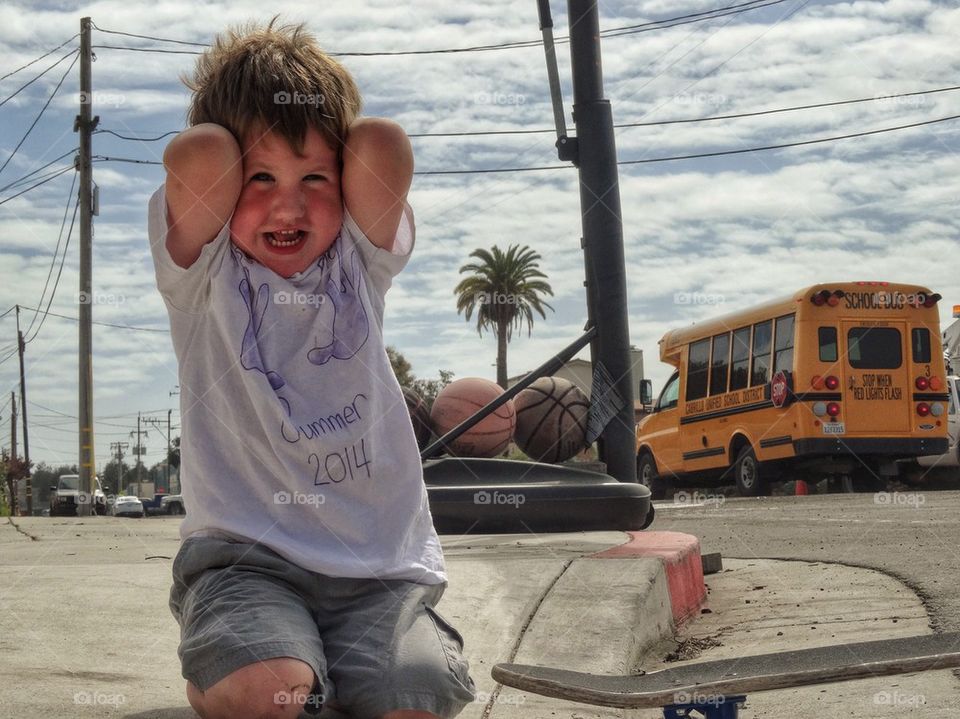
[567,0,636,483]
[75,16,98,515]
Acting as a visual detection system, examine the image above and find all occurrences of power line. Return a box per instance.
[0,52,79,177]
[0,149,78,194]
[0,35,80,82]
[89,1,789,58]
[94,129,178,142]
[15,305,169,333]
[0,48,79,108]
[0,165,74,206]
[25,177,79,343]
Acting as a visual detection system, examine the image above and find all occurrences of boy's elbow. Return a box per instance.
[346,118,414,184]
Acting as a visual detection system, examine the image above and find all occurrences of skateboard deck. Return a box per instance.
[492,632,960,709]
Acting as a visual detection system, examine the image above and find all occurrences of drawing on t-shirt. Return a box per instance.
[238,271,287,391]
[307,244,369,366]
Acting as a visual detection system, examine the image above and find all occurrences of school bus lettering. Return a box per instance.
[844,291,928,311]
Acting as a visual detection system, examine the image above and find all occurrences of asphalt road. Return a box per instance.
[649,488,960,632]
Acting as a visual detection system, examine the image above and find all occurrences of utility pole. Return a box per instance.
[15,306,32,514]
[567,0,636,483]
[8,393,17,515]
[144,414,173,493]
[130,413,148,497]
[74,16,98,515]
[109,441,128,495]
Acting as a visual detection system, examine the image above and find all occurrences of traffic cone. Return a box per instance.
[795,479,809,496]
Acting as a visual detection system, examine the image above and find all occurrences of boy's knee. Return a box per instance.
[187,657,317,719]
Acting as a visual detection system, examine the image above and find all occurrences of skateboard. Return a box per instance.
[492,632,960,718]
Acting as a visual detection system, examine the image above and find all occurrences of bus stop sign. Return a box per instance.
[771,371,792,408]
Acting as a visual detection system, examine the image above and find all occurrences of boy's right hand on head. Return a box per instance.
[162,123,243,269]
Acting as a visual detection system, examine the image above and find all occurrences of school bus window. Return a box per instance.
[658,372,680,410]
[773,314,795,373]
[819,326,838,362]
[709,332,730,396]
[730,327,751,391]
[848,327,902,369]
[751,320,772,386]
[912,327,931,364]
[686,338,710,401]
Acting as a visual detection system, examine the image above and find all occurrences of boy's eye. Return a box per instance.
[250,172,273,182]
[304,173,326,182]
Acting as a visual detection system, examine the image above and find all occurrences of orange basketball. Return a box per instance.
[514,376,590,463]
[430,377,516,458]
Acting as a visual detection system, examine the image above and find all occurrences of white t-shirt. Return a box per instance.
[148,185,445,583]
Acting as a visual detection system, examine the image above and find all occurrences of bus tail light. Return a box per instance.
[811,289,845,307]
[916,403,931,417]
[929,376,942,391]
[811,375,824,389]
[930,402,945,417]
[826,402,841,417]
[916,376,930,390]
[824,375,840,390]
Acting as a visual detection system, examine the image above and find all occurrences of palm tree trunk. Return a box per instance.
[496,322,508,389]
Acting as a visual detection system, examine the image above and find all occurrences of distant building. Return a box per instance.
[507,346,646,421]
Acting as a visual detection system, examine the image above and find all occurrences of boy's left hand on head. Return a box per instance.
[341,118,414,252]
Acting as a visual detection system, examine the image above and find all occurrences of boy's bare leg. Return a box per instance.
[186,657,315,719]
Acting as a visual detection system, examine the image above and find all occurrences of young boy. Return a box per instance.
[149,20,476,719]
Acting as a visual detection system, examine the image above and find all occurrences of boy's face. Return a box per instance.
[230,126,342,278]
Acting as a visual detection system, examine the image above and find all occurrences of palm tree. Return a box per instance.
[454,244,554,388]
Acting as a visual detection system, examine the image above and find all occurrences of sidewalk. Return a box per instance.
[2,516,956,718]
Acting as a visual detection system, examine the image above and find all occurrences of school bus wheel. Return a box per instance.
[637,453,668,500]
[734,445,766,496]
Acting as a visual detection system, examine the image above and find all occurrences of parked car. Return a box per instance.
[49,474,107,516]
[160,494,185,515]
[111,495,144,518]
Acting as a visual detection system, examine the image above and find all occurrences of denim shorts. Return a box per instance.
[169,536,476,719]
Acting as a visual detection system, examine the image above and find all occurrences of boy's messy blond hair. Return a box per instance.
[185,18,361,155]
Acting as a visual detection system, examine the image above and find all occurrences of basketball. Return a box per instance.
[430,377,516,457]
[403,388,432,451]
[514,376,590,463]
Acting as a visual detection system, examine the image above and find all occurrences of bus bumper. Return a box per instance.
[794,438,949,457]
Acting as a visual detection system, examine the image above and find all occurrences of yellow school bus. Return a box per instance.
[636,282,950,497]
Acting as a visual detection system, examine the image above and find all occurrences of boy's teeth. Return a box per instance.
[267,230,304,247]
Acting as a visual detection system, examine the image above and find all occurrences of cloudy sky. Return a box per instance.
[0,0,958,472]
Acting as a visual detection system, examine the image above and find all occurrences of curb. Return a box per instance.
[591,530,707,625]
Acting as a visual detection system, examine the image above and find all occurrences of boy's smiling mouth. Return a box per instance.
[265,229,306,250]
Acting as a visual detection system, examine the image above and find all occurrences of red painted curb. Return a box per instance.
[590,531,706,625]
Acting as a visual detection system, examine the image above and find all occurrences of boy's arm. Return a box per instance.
[162,123,243,269]
[341,118,414,252]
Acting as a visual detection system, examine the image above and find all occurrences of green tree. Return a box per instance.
[387,346,453,407]
[386,346,416,388]
[454,244,554,388]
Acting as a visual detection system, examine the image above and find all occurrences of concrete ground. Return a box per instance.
[1,515,956,718]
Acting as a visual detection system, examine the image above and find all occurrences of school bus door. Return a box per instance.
[841,321,911,435]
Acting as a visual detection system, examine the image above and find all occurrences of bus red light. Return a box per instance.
[916,376,930,390]
[824,375,840,390]
[826,402,841,417]
[811,375,824,389]
[916,403,931,417]
[929,376,942,391]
